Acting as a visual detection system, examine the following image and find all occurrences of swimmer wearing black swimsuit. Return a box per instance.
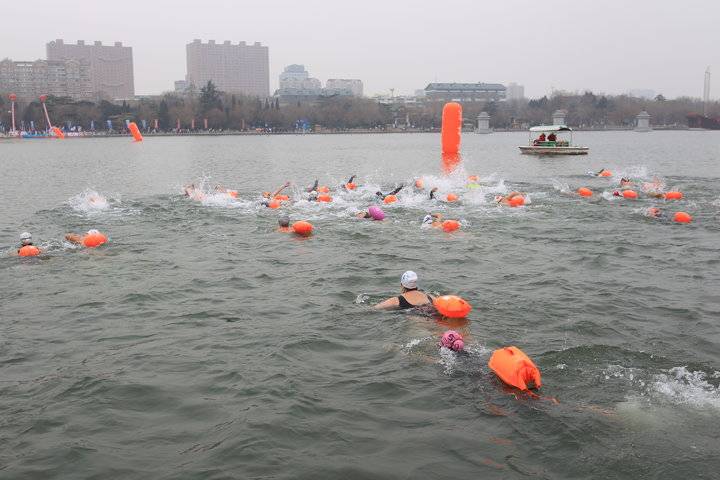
[397,289,434,310]
[376,184,404,200]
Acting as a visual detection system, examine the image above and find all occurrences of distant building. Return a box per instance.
[424,83,506,102]
[277,65,322,97]
[46,39,134,100]
[174,80,190,93]
[628,89,656,99]
[324,79,363,97]
[0,58,92,101]
[186,39,269,97]
[506,82,525,100]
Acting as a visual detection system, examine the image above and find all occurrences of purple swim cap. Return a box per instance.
[440,330,464,352]
[368,206,385,221]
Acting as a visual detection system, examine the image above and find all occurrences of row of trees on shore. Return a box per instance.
[1,81,718,133]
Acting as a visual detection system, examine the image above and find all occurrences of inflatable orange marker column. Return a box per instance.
[441,102,462,174]
[128,122,144,142]
[52,127,65,139]
[488,346,542,391]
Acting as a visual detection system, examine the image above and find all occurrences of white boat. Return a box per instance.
[518,125,589,155]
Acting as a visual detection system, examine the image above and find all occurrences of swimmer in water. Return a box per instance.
[376,184,404,200]
[306,179,319,193]
[645,207,667,219]
[494,191,524,206]
[619,177,634,187]
[16,232,40,256]
[277,216,292,232]
[592,168,609,177]
[374,271,435,311]
[422,213,443,227]
[342,175,357,190]
[262,181,291,199]
[429,187,439,200]
[65,229,104,245]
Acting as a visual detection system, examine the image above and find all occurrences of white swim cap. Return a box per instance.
[20,232,32,244]
[401,271,418,289]
[87,229,100,235]
[422,215,433,225]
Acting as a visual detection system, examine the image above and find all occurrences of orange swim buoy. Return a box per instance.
[83,231,107,248]
[228,190,238,198]
[599,170,612,177]
[383,195,398,204]
[446,193,458,202]
[664,191,683,200]
[292,221,313,236]
[346,182,357,190]
[577,187,592,197]
[488,346,542,391]
[433,295,472,318]
[673,211,692,223]
[274,194,290,201]
[442,220,460,232]
[509,196,525,207]
[18,245,41,257]
[268,200,282,209]
[622,190,638,199]
[317,186,330,193]
[317,194,332,203]
[415,179,424,189]
[468,175,479,182]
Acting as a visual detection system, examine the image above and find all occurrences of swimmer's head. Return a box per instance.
[440,330,464,352]
[278,216,290,228]
[262,191,271,198]
[612,190,621,197]
[494,195,503,203]
[422,214,433,225]
[87,229,100,235]
[20,232,32,245]
[400,271,418,290]
[308,192,318,202]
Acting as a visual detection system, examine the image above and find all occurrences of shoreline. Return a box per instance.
[1,125,713,140]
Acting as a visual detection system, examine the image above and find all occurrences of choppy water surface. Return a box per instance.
[1,132,719,479]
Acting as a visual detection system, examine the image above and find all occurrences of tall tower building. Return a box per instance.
[703,67,711,116]
[0,58,92,101]
[186,40,269,97]
[46,39,135,100]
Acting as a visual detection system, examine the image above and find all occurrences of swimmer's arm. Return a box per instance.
[374,297,400,310]
[429,187,438,200]
[389,184,404,195]
[347,175,356,184]
[272,182,291,197]
[306,179,318,192]
[65,233,82,244]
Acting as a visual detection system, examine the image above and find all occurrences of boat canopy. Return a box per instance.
[529,125,573,132]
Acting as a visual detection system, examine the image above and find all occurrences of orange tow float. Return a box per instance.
[446,193,458,202]
[383,195,398,204]
[577,187,592,197]
[317,194,333,203]
[433,295,472,318]
[673,211,692,223]
[83,230,108,248]
[442,220,460,232]
[19,245,41,257]
[622,190,638,199]
[664,191,683,200]
[488,346,542,391]
[292,221,313,237]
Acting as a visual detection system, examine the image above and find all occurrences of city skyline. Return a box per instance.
[0,0,717,99]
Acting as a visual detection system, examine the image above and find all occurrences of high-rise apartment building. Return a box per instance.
[506,82,525,101]
[0,58,92,100]
[186,40,269,97]
[46,39,134,100]
[277,65,322,97]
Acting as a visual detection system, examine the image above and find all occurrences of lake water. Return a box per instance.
[1,131,719,479]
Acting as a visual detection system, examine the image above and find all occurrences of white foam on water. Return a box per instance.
[650,367,720,410]
[438,346,458,374]
[69,189,112,213]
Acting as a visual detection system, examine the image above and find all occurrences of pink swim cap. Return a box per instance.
[440,330,464,352]
[368,206,385,221]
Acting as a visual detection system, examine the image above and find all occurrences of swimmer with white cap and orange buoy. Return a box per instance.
[16,232,41,257]
[65,229,108,248]
[374,271,435,311]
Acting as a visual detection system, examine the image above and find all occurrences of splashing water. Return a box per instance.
[69,189,111,213]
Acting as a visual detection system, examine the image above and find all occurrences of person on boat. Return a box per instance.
[376,184,404,200]
[374,271,435,311]
[538,133,546,142]
[494,191,524,206]
[547,132,557,142]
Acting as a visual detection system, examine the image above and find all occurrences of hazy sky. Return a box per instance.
[2,0,717,99]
